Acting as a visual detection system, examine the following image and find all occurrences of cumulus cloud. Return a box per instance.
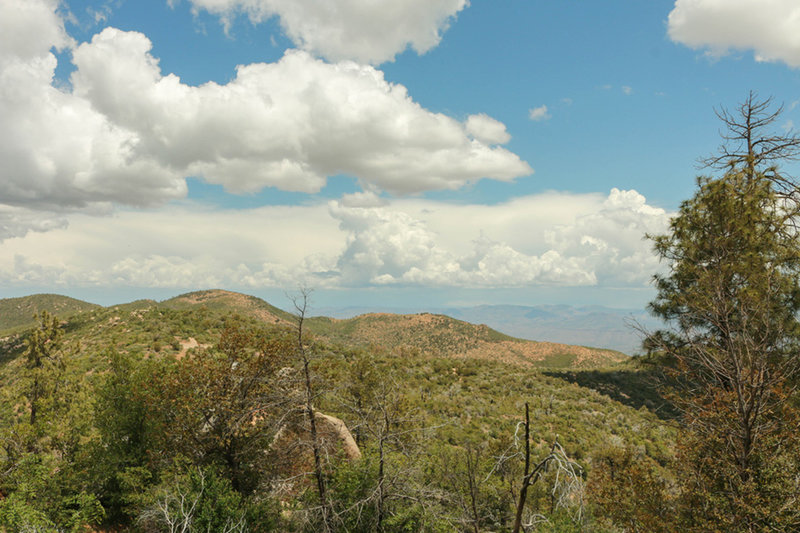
[328,203,595,287]
[70,31,529,195]
[180,0,469,64]
[465,113,511,145]
[544,188,669,285]
[0,0,529,237]
[668,0,800,68]
[0,0,187,213]
[528,105,551,121]
[0,0,71,62]
[0,190,670,291]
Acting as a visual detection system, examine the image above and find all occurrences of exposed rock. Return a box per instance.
[270,409,362,486]
[314,411,362,460]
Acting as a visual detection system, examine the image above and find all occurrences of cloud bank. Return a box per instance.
[1,190,670,291]
[668,0,800,68]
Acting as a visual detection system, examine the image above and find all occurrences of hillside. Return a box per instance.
[316,304,659,355]
[0,294,100,334]
[0,290,627,369]
[444,304,658,355]
[161,289,295,326]
[0,289,673,531]
[307,312,627,368]
[0,290,626,369]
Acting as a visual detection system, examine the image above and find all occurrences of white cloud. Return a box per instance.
[180,0,469,64]
[0,0,72,63]
[338,191,388,208]
[0,1,530,237]
[544,188,669,285]
[0,190,671,291]
[528,105,551,122]
[465,113,511,144]
[70,31,529,195]
[0,0,186,213]
[622,85,633,95]
[668,0,800,68]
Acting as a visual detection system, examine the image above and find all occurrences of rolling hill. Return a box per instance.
[0,289,627,369]
[0,293,101,334]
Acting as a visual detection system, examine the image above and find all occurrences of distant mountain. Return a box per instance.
[315,304,662,355]
[443,304,661,355]
[0,294,101,334]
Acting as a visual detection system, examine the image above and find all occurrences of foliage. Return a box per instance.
[0,295,676,532]
[588,445,676,533]
[136,462,251,533]
[0,312,105,532]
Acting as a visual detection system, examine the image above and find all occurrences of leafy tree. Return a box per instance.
[91,348,155,524]
[648,96,800,531]
[588,445,676,533]
[144,319,296,493]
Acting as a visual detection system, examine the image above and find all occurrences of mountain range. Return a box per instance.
[1,289,628,368]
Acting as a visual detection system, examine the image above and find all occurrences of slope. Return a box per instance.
[306,312,627,368]
[0,294,101,334]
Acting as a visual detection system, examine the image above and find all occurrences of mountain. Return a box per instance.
[443,304,661,355]
[161,289,295,325]
[0,290,672,531]
[0,294,101,334]
[316,303,662,355]
[155,290,627,368]
[0,290,626,369]
[306,312,626,368]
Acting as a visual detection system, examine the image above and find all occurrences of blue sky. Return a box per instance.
[2,0,800,311]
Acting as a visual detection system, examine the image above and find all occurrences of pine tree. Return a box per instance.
[648,100,800,530]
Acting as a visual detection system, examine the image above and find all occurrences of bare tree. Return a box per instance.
[700,91,800,198]
[137,468,248,533]
[290,288,335,533]
[510,403,584,533]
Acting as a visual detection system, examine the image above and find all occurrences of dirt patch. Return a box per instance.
[176,337,210,359]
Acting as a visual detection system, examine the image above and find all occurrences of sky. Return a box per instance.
[2,0,800,311]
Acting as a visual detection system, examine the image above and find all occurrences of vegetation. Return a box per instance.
[0,293,672,531]
[0,294,99,334]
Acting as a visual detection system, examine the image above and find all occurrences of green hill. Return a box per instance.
[0,289,626,369]
[0,294,100,334]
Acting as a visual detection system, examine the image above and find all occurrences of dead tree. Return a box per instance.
[291,288,334,533]
[700,91,800,198]
[510,402,584,533]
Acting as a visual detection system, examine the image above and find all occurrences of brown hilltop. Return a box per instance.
[306,311,626,368]
[161,289,295,326]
